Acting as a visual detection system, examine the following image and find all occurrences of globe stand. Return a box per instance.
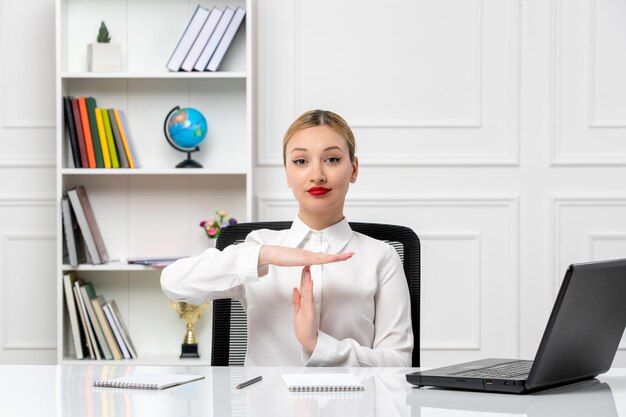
[164,105,207,169]
[176,151,203,168]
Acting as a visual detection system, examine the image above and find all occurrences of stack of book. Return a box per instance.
[62,96,138,169]
[167,5,246,72]
[63,272,137,360]
[62,185,109,266]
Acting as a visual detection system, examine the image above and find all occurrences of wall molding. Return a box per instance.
[0,156,55,168]
[550,0,626,166]
[420,232,482,350]
[1,233,56,350]
[551,195,626,295]
[258,0,520,167]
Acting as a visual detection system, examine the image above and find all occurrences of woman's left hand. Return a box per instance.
[292,266,318,353]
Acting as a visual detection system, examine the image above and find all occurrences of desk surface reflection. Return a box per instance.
[0,366,624,417]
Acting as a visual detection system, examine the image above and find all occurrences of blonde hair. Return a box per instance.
[282,110,356,165]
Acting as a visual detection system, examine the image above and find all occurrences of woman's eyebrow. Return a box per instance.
[289,146,343,153]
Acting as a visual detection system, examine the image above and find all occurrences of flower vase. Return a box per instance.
[207,239,217,249]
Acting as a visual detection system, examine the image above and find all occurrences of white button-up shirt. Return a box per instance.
[160,216,413,367]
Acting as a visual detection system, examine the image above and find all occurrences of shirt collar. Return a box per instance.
[287,215,353,253]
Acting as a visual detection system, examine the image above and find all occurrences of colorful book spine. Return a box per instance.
[113,109,135,168]
[108,109,129,168]
[78,97,96,168]
[101,109,120,168]
[71,99,88,168]
[94,108,111,168]
[62,96,81,168]
[118,110,139,168]
[86,97,104,168]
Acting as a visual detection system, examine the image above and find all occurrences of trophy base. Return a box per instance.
[180,343,200,359]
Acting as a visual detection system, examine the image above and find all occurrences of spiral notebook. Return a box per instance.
[93,373,204,390]
[281,374,364,392]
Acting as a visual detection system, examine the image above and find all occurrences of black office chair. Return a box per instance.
[211,221,420,366]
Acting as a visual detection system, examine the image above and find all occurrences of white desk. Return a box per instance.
[0,365,625,416]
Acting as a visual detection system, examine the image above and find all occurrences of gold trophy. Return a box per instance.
[171,301,208,358]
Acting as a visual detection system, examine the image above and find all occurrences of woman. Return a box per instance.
[161,110,413,366]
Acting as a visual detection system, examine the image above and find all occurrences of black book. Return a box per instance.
[63,96,81,168]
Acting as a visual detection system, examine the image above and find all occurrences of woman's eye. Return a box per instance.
[326,157,341,164]
[292,159,307,166]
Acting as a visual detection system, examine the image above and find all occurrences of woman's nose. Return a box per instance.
[310,162,326,183]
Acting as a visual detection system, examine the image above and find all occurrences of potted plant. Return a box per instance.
[87,21,121,72]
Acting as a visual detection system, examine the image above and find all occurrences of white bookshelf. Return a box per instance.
[55,0,253,365]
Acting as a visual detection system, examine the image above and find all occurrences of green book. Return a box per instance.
[86,97,104,168]
[79,282,113,360]
[101,109,120,168]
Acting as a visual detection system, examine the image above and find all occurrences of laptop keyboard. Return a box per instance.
[451,360,533,379]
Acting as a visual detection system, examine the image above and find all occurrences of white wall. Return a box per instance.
[1,0,625,366]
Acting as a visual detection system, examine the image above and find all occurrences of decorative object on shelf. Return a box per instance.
[171,301,208,358]
[164,106,207,168]
[87,21,121,72]
[200,207,237,241]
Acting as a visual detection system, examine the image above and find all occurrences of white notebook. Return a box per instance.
[281,374,364,392]
[93,373,204,390]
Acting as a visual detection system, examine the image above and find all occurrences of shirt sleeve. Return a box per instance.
[160,230,266,305]
[303,245,414,367]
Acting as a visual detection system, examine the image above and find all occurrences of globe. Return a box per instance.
[163,106,207,168]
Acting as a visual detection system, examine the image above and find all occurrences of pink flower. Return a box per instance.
[207,227,218,237]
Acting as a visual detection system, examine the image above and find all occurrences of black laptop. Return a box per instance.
[407,258,626,394]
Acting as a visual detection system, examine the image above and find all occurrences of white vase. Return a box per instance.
[207,239,217,249]
[87,43,121,72]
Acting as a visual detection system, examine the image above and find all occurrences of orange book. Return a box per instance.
[113,110,135,168]
[78,97,96,168]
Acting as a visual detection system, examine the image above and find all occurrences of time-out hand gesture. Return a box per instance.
[292,266,318,353]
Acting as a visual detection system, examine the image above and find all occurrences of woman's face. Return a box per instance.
[284,125,358,219]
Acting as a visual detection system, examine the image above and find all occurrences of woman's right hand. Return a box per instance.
[258,245,354,268]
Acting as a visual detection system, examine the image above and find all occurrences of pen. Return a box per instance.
[236,375,262,389]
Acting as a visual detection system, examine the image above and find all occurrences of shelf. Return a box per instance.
[62,262,162,272]
[61,168,248,176]
[61,71,248,79]
[62,354,211,366]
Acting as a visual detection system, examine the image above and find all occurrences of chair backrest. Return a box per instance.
[211,221,420,366]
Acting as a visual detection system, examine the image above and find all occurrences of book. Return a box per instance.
[93,374,204,390]
[91,296,123,360]
[80,282,113,360]
[106,299,137,358]
[94,106,111,168]
[126,256,181,266]
[180,7,222,71]
[102,302,131,359]
[86,97,104,168]
[117,110,139,168]
[281,374,364,392]
[113,109,135,168]
[73,282,97,359]
[71,98,88,168]
[62,272,86,359]
[206,7,246,72]
[78,97,96,168]
[108,109,129,168]
[63,96,81,168]
[166,5,211,71]
[100,109,120,168]
[61,197,79,267]
[67,185,109,264]
[193,7,235,71]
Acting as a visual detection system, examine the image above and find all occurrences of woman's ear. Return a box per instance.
[350,156,359,183]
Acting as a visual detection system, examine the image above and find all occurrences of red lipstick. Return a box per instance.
[307,187,331,196]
